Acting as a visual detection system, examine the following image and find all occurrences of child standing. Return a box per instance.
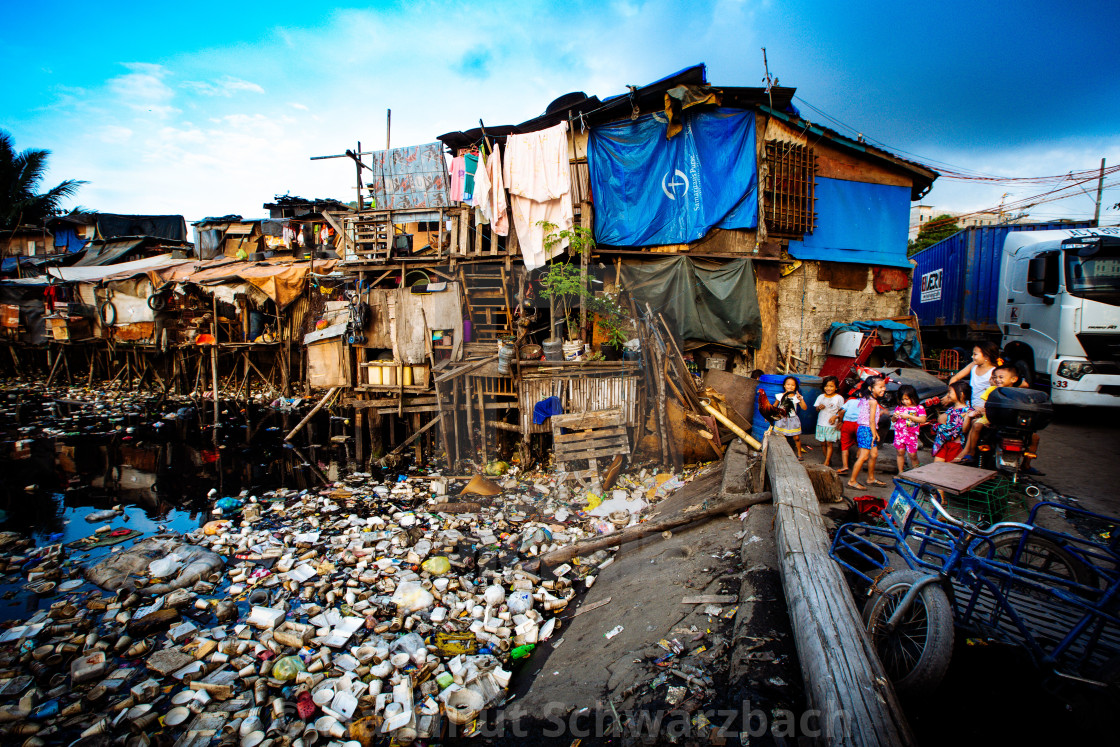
[773,376,808,460]
[848,376,887,489]
[814,376,844,469]
[933,381,973,462]
[836,395,862,476]
[891,384,927,475]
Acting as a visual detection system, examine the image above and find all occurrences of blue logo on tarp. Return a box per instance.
[662,169,690,200]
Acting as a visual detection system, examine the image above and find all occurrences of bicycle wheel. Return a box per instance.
[987,532,1096,593]
[863,570,955,696]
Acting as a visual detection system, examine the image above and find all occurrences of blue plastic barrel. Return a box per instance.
[793,375,824,434]
[751,374,825,441]
[751,375,786,442]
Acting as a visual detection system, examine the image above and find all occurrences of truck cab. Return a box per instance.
[999,227,1120,406]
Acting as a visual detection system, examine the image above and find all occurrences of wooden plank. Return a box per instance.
[571,597,612,619]
[554,444,630,461]
[899,463,997,495]
[554,426,628,442]
[551,408,623,430]
[767,436,915,745]
[541,490,772,566]
[681,594,738,604]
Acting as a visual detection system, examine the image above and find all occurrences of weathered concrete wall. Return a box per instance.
[775,260,911,371]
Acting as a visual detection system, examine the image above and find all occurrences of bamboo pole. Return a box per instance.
[284,387,340,441]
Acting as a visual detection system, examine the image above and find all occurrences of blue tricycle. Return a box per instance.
[830,477,1120,699]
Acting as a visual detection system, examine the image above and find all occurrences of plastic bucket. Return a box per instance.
[542,339,563,362]
[497,343,515,375]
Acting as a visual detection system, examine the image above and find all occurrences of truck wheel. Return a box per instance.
[863,569,955,696]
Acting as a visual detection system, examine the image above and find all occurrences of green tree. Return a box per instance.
[908,214,960,256]
[0,130,84,230]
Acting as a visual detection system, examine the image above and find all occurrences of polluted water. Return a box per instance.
[0,381,705,744]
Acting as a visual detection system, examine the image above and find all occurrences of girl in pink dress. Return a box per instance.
[891,385,927,475]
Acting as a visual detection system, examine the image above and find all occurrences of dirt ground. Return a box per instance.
[496,464,806,744]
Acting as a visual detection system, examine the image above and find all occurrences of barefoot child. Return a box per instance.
[933,381,973,462]
[848,376,887,489]
[891,384,927,475]
[814,376,844,468]
[773,376,808,459]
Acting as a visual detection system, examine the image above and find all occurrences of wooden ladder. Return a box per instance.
[348,211,394,261]
[459,264,513,341]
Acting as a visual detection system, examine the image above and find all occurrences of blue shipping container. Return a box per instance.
[910,222,1093,330]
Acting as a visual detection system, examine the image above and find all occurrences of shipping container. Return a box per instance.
[910,222,1093,334]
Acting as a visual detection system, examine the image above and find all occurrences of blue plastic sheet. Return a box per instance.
[787,177,911,268]
[588,108,757,246]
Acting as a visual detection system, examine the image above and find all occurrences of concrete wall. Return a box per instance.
[775,260,911,371]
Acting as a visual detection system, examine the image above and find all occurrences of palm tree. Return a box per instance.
[0,129,85,230]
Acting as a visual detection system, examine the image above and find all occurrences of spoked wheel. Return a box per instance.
[863,570,955,696]
[986,532,1096,596]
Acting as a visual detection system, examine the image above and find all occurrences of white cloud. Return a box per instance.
[108,62,179,118]
[182,76,265,97]
[97,125,132,144]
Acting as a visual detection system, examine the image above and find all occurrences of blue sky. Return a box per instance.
[4,0,1119,227]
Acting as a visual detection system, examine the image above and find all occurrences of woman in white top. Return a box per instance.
[948,341,1000,412]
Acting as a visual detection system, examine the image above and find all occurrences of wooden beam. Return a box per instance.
[284,387,339,441]
[378,415,441,465]
[766,437,916,745]
[540,490,771,566]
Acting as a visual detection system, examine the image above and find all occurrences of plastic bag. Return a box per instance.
[148,554,183,578]
[391,581,435,612]
[507,590,532,614]
[272,655,307,681]
[420,556,450,575]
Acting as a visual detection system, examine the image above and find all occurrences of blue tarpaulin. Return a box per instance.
[787,177,911,268]
[825,320,923,367]
[588,108,757,246]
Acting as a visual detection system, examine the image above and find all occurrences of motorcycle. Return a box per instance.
[977,387,1053,480]
[921,388,1053,479]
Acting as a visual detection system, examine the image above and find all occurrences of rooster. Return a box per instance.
[756,387,780,423]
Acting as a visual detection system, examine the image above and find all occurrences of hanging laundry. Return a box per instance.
[471,147,509,236]
[320,225,330,245]
[449,155,466,202]
[282,225,296,249]
[462,153,479,204]
[503,121,573,270]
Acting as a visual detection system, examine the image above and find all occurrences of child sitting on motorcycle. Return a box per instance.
[933,381,973,463]
[953,364,1042,473]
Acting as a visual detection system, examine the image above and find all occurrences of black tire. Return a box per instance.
[147,293,167,311]
[986,531,1096,593]
[98,301,117,326]
[863,569,955,696]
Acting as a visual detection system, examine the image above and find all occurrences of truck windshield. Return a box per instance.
[1065,246,1120,306]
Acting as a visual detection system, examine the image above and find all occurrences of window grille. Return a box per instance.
[763,141,817,238]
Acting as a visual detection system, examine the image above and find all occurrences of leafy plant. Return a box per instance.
[537,221,596,341]
[587,292,630,348]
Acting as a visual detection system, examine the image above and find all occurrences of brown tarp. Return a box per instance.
[149,258,336,309]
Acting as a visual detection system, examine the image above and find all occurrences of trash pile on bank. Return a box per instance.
[0,461,707,744]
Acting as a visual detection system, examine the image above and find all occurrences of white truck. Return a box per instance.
[998,227,1120,406]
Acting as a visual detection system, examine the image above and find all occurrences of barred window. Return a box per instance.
[763,141,817,238]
